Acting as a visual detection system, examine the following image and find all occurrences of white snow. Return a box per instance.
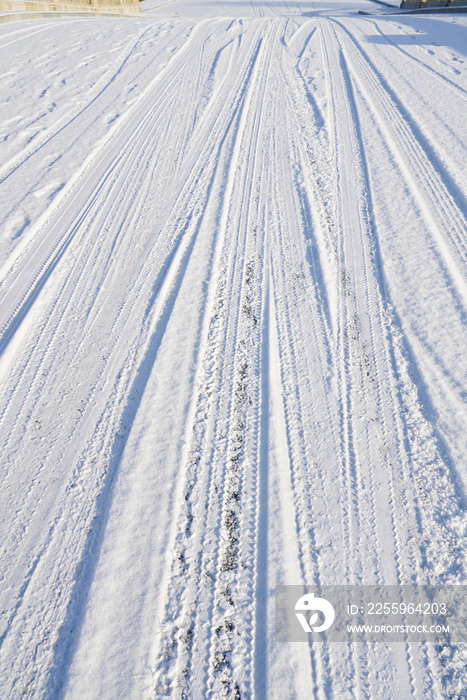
[1,3,467,699]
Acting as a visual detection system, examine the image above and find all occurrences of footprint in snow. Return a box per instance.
[33,179,65,201]
[14,130,39,146]
[3,212,30,240]
[103,112,120,126]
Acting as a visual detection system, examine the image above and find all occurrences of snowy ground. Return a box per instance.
[1,3,467,698]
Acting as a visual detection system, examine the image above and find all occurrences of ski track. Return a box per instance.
[1,8,467,700]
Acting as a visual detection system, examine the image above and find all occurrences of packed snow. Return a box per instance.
[1,2,467,698]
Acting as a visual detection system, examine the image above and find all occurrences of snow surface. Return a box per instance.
[1,3,467,699]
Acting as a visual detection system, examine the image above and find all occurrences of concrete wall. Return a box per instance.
[400,0,466,9]
[0,0,140,14]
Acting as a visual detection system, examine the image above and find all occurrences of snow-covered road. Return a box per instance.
[1,5,467,698]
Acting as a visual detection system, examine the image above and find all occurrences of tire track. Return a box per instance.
[0,146,216,698]
[337,19,467,214]
[267,55,345,696]
[361,18,467,102]
[1,212,202,700]
[319,18,424,697]
[2,11,467,700]
[0,18,212,299]
[0,21,243,420]
[0,21,157,184]
[331,17,467,580]
[321,18,467,697]
[203,24,280,699]
[0,45,207,447]
[320,19,366,585]
[149,21,278,700]
[2,20,208,480]
[332,20,467,291]
[0,21,272,699]
[0,16,264,583]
